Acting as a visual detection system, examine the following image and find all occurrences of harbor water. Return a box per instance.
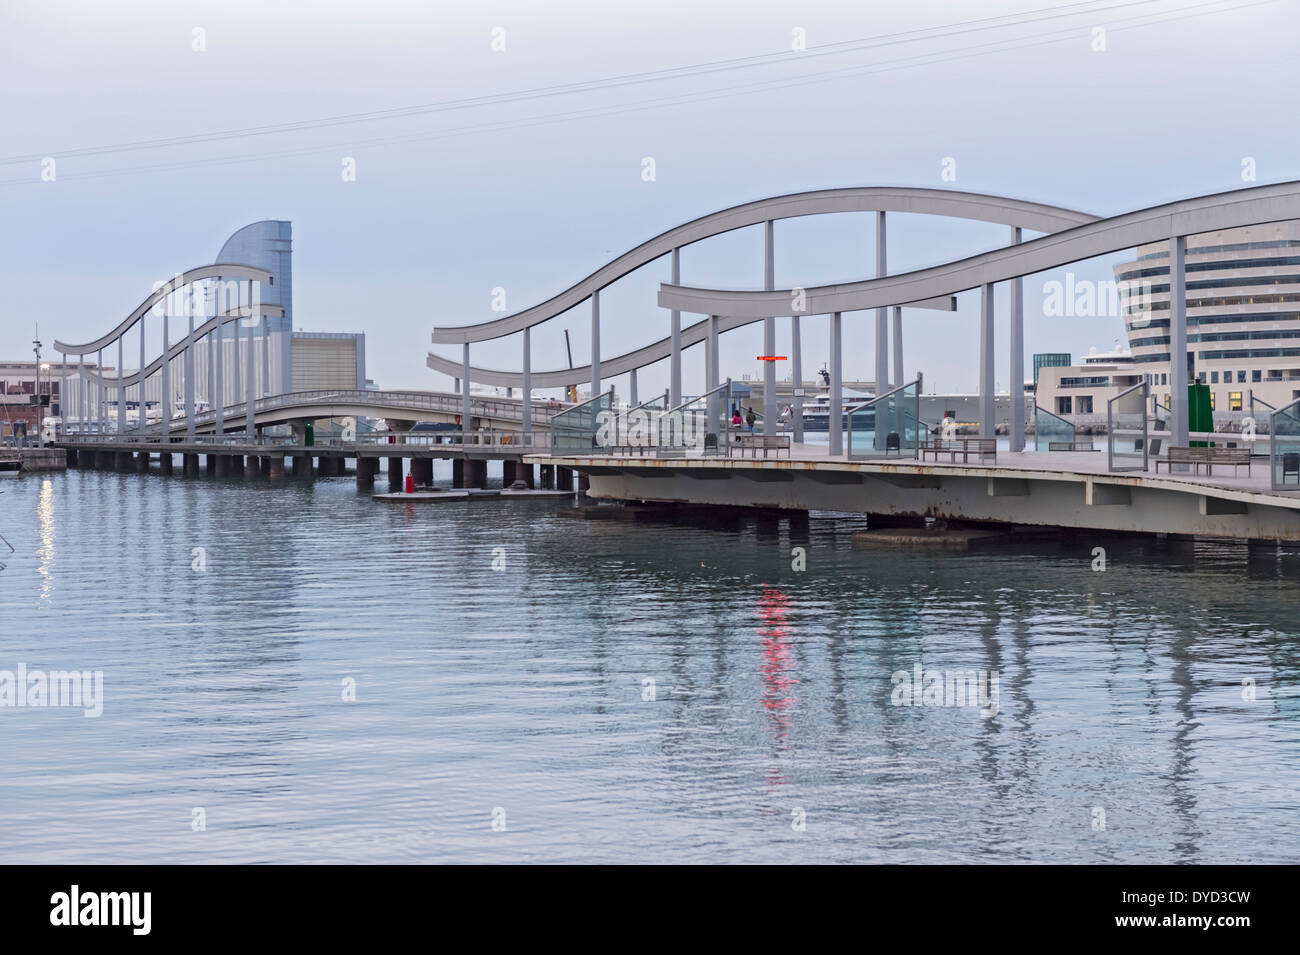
[1,466,1298,863]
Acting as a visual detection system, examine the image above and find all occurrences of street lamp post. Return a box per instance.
[32,338,43,448]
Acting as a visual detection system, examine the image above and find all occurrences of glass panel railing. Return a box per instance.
[1270,397,1300,491]
[1108,380,1149,472]
[551,388,615,453]
[608,391,669,451]
[847,376,922,460]
[656,379,730,457]
[1034,404,1075,451]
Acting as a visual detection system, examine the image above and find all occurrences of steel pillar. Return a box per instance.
[670,247,681,407]
[979,283,996,438]
[462,343,471,436]
[521,326,532,439]
[875,211,889,395]
[829,312,843,456]
[591,289,601,394]
[763,219,777,436]
[1009,226,1025,451]
[791,315,803,443]
[1170,234,1189,450]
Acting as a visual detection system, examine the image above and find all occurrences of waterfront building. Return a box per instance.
[1034,223,1300,424]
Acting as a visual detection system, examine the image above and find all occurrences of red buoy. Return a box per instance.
[405,474,415,494]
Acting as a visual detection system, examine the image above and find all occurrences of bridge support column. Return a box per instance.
[159,453,174,476]
[578,471,590,493]
[292,454,310,478]
[357,457,375,489]
[259,455,271,477]
[387,456,402,489]
[452,458,465,488]
[1009,227,1025,452]
[521,325,532,441]
[410,458,432,487]
[763,219,777,436]
[829,312,843,457]
[268,456,285,480]
[244,455,259,478]
[540,464,555,489]
[706,314,719,392]
[670,246,682,407]
[116,451,132,471]
[467,458,488,489]
[892,306,904,395]
[876,210,889,396]
[591,289,601,394]
[517,462,534,488]
[205,454,216,476]
[461,344,471,445]
[1169,234,1190,454]
[502,460,516,486]
[791,315,804,443]
[136,451,150,473]
[184,453,200,477]
[555,466,573,492]
[214,454,230,477]
[980,282,996,438]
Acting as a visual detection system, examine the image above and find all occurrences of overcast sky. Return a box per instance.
[3,0,1297,396]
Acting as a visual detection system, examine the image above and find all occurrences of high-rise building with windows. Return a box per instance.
[1036,222,1300,420]
[1119,222,1300,413]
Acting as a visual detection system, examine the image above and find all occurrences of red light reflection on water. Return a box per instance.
[757,586,799,778]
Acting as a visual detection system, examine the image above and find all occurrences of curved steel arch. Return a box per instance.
[658,180,1300,317]
[430,187,1097,346]
[81,304,286,389]
[53,264,273,354]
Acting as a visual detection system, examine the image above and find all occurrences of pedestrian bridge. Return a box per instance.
[185,388,563,435]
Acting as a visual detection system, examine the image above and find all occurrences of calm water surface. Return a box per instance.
[1,464,1298,863]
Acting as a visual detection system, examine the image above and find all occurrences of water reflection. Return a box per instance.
[36,478,55,605]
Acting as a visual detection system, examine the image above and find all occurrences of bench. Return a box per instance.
[1048,440,1096,452]
[732,434,791,458]
[1154,446,1252,476]
[919,437,997,464]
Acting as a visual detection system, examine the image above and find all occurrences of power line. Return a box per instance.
[0,0,1275,187]
[1,0,1177,166]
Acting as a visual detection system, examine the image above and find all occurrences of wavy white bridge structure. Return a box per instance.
[432,180,1300,456]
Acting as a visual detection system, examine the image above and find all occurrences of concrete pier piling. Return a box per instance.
[214,454,230,477]
[452,458,465,489]
[540,464,554,489]
[268,456,285,480]
[518,463,535,488]
[292,455,310,478]
[244,455,259,478]
[411,458,433,487]
[356,457,375,488]
[387,457,402,489]
[159,454,174,476]
[184,453,200,477]
[136,451,149,473]
[502,460,516,486]
[555,466,573,492]
[204,454,216,476]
